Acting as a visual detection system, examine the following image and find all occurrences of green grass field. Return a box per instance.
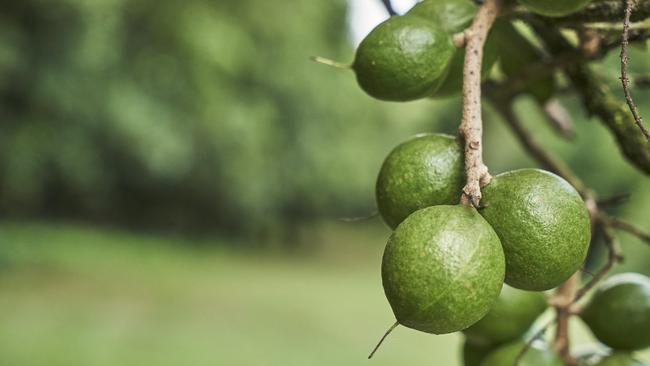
[0,221,648,366]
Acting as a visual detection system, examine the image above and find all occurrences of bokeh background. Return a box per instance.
[0,0,648,365]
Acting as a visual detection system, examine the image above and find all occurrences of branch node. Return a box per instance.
[458,0,500,207]
[453,32,467,48]
[620,0,650,142]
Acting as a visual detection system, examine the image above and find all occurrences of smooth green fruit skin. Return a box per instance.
[480,169,591,291]
[407,0,477,34]
[594,352,647,366]
[463,341,493,366]
[518,0,592,17]
[353,16,454,101]
[492,21,555,103]
[407,0,499,97]
[376,133,464,228]
[581,273,650,351]
[382,205,505,334]
[463,285,547,346]
[480,341,563,366]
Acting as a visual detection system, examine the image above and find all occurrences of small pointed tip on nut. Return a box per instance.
[367,321,399,359]
[310,56,352,70]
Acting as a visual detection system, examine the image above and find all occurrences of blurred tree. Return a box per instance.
[0,0,444,238]
[0,0,646,248]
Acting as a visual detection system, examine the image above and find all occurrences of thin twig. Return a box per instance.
[492,49,599,100]
[580,267,597,279]
[588,27,650,55]
[579,29,603,58]
[600,214,650,244]
[613,27,650,45]
[337,210,379,223]
[597,193,631,207]
[514,317,556,365]
[551,273,580,366]
[380,0,397,16]
[486,94,588,194]
[621,0,650,142]
[487,29,649,102]
[573,224,623,304]
[567,22,650,32]
[512,0,650,25]
[532,26,650,173]
[543,99,576,139]
[458,0,501,206]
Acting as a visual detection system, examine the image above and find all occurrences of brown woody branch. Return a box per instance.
[599,214,650,244]
[597,193,631,207]
[458,0,501,207]
[543,99,576,139]
[550,273,580,365]
[514,317,556,365]
[573,223,623,304]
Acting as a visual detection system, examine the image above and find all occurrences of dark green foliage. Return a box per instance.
[518,0,593,17]
[462,340,493,366]
[375,133,464,228]
[492,21,555,103]
[581,273,650,351]
[480,169,591,291]
[382,205,505,334]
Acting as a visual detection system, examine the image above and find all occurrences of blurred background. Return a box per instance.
[0,0,648,365]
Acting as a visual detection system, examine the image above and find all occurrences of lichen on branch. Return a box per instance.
[513,0,650,25]
[533,26,650,174]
